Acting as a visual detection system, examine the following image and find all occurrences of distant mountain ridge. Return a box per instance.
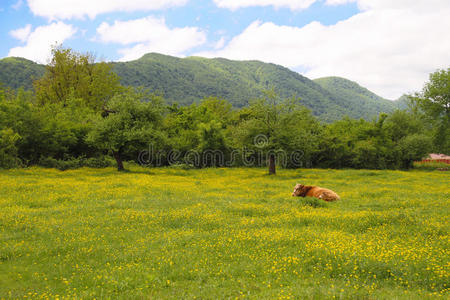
[313,76,406,118]
[0,57,45,90]
[0,53,404,121]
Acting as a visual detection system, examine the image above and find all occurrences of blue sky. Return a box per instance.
[1,0,449,99]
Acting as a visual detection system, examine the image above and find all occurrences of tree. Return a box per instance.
[86,89,165,171]
[0,86,97,165]
[193,98,231,166]
[0,128,21,169]
[409,68,450,153]
[163,97,232,167]
[232,90,318,174]
[383,110,425,143]
[397,134,433,169]
[34,46,122,111]
[317,115,398,169]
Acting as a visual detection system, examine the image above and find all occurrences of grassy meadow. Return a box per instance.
[0,166,449,299]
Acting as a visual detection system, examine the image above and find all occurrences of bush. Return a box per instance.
[398,134,433,168]
[0,128,22,169]
[38,156,115,170]
[38,156,81,170]
[169,163,196,170]
[84,157,116,168]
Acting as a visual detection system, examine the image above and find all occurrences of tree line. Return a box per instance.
[0,47,448,173]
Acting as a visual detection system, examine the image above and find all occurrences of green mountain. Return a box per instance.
[393,94,411,110]
[0,57,45,90]
[112,53,400,121]
[313,76,404,120]
[0,53,401,121]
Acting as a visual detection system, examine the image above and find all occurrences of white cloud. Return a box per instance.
[96,16,206,61]
[327,0,445,12]
[325,0,355,6]
[26,0,188,20]
[214,37,226,49]
[8,22,77,64]
[198,0,450,99]
[213,0,317,10]
[9,24,32,42]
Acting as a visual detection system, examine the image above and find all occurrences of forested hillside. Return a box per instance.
[0,53,400,121]
[112,53,400,121]
[314,77,405,119]
[0,57,45,90]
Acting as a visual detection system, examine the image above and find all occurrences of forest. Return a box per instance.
[0,47,449,171]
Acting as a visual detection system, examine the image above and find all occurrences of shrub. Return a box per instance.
[84,157,116,168]
[38,156,115,170]
[398,134,433,168]
[169,163,196,170]
[0,128,22,169]
[38,156,81,170]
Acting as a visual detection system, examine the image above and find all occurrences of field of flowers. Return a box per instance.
[0,166,449,299]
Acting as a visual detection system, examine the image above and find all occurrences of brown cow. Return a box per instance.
[292,183,340,201]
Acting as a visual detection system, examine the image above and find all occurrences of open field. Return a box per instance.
[0,166,449,299]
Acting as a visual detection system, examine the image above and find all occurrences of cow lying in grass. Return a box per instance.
[292,184,340,201]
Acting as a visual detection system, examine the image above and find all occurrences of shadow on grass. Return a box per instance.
[122,169,156,175]
[297,197,329,208]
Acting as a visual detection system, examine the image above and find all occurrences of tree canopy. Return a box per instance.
[86,89,165,171]
[409,68,450,153]
[34,46,122,111]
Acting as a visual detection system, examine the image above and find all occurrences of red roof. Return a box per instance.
[427,153,450,160]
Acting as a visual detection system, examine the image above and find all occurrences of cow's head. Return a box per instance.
[292,183,305,197]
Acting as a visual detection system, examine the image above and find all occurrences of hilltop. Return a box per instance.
[0,57,45,90]
[0,53,404,121]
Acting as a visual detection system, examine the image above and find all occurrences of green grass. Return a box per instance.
[0,166,448,299]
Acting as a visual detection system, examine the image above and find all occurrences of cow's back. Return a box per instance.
[306,186,340,201]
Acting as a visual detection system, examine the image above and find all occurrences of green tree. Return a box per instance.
[397,134,433,169]
[383,110,425,143]
[409,68,450,153]
[0,88,41,164]
[317,115,397,169]
[86,89,165,171]
[35,95,96,160]
[163,97,232,167]
[193,98,231,166]
[381,110,433,168]
[232,91,318,174]
[0,128,21,169]
[34,46,122,111]
[0,87,97,164]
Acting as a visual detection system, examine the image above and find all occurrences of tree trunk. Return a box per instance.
[268,154,276,175]
[113,151,124,171]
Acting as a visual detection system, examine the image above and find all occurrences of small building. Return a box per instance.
[420,153,450,164]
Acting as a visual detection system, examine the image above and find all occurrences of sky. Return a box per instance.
[1,0,449,99]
